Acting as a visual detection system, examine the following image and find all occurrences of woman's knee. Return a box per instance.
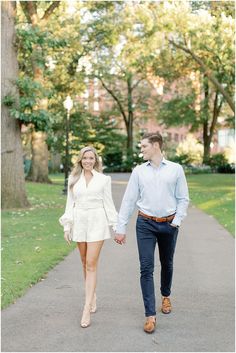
[86,259,97,272]
[81,258,86,271]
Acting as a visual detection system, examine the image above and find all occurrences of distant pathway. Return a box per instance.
[1,173,234,352]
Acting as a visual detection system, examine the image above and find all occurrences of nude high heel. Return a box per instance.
[90,293,97,313]
[80,305,91,328]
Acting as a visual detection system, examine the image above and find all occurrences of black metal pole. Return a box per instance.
[63,110,69,195]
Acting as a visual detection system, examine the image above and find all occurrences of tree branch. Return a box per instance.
[96,76,128,127]
[41,1,61,21]
[169,39,235,113]
[20,1,37,24]
[132,77,145,91]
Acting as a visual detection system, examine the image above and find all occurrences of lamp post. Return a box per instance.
[63,95,73,195]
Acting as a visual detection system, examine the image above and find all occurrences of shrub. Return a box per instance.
[206,153,235,174]
[183,165,212,174]
[176,134,203,165]
[103,151,123,172]
[169,153,193,165]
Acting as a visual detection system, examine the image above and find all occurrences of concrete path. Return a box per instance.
[1,173,235,352]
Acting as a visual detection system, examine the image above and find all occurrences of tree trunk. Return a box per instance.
[202,90,223,164]
[20,2,60,183]
[26,131,51,183]
[1,1,30,209]
[127,75,134,154]
[26,24,51,182]
[203,125,211,163]
[202,76,211,163]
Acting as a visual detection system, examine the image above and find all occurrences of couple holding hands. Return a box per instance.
[59,132,189,333]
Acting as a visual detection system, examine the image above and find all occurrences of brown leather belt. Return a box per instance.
[138,211,175,223]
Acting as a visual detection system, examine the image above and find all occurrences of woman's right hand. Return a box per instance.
[64,231,71,245]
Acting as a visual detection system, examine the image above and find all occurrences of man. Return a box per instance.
[114,132,189,334]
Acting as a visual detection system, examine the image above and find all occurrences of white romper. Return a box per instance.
[59,170,118,242]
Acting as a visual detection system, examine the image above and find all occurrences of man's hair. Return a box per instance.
[142,132,163,150]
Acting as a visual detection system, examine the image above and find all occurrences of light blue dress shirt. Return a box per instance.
[116,158,189,234]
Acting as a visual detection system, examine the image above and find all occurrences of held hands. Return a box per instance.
[64,231,71,245]
[114,234,126,245]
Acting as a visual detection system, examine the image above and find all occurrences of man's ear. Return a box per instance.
[153,141,160,150]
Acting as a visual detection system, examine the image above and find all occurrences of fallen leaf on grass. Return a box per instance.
[16,260,23,265]
[34,246,41,252]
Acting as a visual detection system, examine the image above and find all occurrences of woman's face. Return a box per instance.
[81,151,96,171]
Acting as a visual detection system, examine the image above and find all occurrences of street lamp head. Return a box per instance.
[63,95,73,111]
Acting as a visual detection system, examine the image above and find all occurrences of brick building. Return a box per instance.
[76,76,235,162]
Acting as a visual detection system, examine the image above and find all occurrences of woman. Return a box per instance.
[59,146,117,328]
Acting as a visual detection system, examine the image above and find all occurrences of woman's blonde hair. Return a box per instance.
[69,146,102,190]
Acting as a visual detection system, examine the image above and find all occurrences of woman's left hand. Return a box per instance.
[64,231,71,245]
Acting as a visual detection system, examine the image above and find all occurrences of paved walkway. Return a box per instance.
[1,173,235,352]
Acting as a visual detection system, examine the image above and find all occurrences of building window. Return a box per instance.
[84,100,89,110]
[174,133,179,142]
[94,87,99,98]
[218,129,235,147]
[94,101,99,111]
[83,89,89,99]
[167,132,172,141]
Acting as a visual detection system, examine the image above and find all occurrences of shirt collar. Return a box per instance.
[146,156,168,166]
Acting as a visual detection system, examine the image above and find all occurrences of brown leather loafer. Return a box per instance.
[161,297,172,314]
[144,316,156,334]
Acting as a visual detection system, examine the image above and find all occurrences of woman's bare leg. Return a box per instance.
[80,240,104,327]
[85,240,104,307]
[77,242,87,280]
[77,241,97,314]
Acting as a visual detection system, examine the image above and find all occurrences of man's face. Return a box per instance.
[140,138,161,160]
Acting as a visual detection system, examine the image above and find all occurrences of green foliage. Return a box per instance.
[49,108,126,171]
[15,2,78,134]
[206,152,228,168]
[169,154,194,166]
[9,77,52,131]
[120,149,143,172]
[205,153,235,173]
[2,95,15,107]
[159,95,197,127]
[13,1,234,166]
[103,150,123,172]
[16,25,68,74]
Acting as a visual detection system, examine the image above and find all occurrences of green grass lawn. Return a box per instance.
[1,175,76,309]
[1,173,234,309]
[186,174,235,236]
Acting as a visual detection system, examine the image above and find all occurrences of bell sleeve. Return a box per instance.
[103,176,118,230]
[59,177,74,233]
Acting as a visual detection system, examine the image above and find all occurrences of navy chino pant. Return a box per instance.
[136,215,179,317]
